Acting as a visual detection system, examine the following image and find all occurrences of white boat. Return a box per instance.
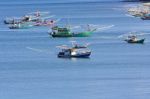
[57,43,91,58]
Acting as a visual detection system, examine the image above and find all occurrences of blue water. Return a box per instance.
[0,1,150,99]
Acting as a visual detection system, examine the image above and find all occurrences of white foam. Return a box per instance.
[26,47,44,53]
[95,25,115,32]
[125,14,134,18]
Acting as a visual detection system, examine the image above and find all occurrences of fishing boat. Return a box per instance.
[127,4,150,18]
[4,17,23,24]
[4,11,52,24]
[128,8,143,17]
[57,43,91,58]
[124,34,145,44]
[49,25,96,37]
[4,15,33,24]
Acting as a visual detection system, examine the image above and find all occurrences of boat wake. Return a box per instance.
[68,24,114,32]
[125,14,134,17]
[26,47,44,53]
[137,32,150,36]
[0,29,20,32]
[112,8,124,11]
[118,34,126,38]
[94,24,115,32]
[0,29,47,32]
[124,4,138,9]
[90,36,118,40]
[26,46,53,54]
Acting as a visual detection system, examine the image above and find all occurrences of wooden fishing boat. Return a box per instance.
[49,26,96,37]
[4,11,53,24]
[124,34,145,44]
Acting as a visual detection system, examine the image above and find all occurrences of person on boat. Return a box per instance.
[128,35,137,41]
[47,20,55,26]
[87,24,91,31]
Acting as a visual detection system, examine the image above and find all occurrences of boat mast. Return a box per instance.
[66,15,71,30]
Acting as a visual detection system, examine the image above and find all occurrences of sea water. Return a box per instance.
[0,1,150,99]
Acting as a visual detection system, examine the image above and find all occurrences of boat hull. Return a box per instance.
[51,31,92,37]
[141,17,150,20]
[58,52,91,58]
[73,31,92,37]
[125,39,145,44]
[4,20,21,24]
[71,52,91,58]
[4,20,13,24]
[9,23,33,29]
[9,25,32,29]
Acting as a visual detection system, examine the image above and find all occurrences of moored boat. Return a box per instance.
[49,25,96,37]
[4,16,33,24]
[124,34,145,44]
[127,4,150,19]
[125,38,145,43]
[4,11,52,24]
[57,43,91,58]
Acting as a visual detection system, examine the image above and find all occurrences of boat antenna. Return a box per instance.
[66,14,71,29]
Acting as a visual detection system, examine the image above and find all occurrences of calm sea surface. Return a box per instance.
[0,1,150,99]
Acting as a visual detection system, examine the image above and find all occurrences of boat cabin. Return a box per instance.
[51,26,71,36]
